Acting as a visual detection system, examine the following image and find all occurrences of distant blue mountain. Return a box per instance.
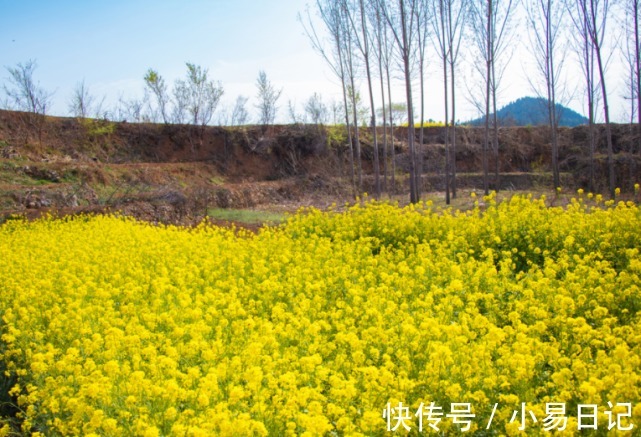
[467,96,588,127]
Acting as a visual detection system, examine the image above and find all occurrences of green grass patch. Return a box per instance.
[209,176,225,186]
[0,164,44,186]
[208,208,285,225]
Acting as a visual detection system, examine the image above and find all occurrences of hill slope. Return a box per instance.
[468,96,588,127]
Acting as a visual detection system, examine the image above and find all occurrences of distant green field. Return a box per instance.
[207,208,285,224]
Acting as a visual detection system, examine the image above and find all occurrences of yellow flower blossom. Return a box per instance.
[0,195,638,435]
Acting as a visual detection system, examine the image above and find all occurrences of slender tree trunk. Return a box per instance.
[548,95,560,189]
[632,63,636,126]
[582,0,615,198]
[376,11,388,194]
[365,73,381,199]
[343,99,356,196]
[595,47,615,198]
[338,58,356,195]
[449,45,457,199]
[440,0,450,204]
[333,15,356,195]
[379,65,388,194]
[418,56,425,201]
[359,0,381,199]
[546,0,560,189]
[400,0,418,203]
[637,0,641,126]
[491,43,500,192]
[450,76,458,199]
[416,8,426,201]
[405,62,418,203]
[341,0,362,192]
[580,15,597,193]
[443,58,451,205]
[483,0,492,195]
[483,106,490,195]
[631,0,641,177]
[588,122,596,192]
[629,56,636,188]
[348,73,363,191]
[587,37,596,193]
[548,97,559,192]
[386,61,396,194]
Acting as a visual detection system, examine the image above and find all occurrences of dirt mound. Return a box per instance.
[0,109,639,224]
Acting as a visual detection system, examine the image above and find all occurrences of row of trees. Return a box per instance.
[304,0,639,201]
[2,0,638,201]
[1,60,340,129]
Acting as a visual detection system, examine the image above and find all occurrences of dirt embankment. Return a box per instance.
[0,109,639,224]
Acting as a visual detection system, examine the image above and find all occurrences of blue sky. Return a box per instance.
[0,0,339,122]
[0,1,631,123]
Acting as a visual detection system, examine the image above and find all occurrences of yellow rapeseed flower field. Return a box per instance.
[0,194,639,436]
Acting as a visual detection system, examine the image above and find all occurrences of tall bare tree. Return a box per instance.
[341,2,365,191]
[4,59,53,145]
[415,0,433,198]
[526,0,566,189]
[434,0,452,201]
[571,0,616,198]
[433,0,468,203]
[4,60,52,116]
[384,40,397,194]
[622,19,639,186]
[377,0,398,192]
[116,94,148,123]
[144,68,170,124]
[288,99,305,124]
[622,26,638,125]
[231,96,250,126]
[255,70,282,128]
[344,0,382,198]
[174,63,224,127]
[469,1,491,194]
[381,0,421,203]
[172,83,189,125]
[447,0,468,200]
[634,0,641,137]
[369,0,391,192]
[305,92,329,125]
[468,0,517,195]
[69,79,96,119]
[301,0,358,193]
[567,0,599,192]
[623,0,641,177]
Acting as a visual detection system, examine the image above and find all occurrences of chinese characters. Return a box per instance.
[383,401,634,433]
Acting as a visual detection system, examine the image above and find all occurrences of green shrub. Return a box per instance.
[80,118,116,138]
[325,125,348,149]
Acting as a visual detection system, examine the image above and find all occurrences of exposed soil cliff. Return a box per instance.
[0,109,638,224]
